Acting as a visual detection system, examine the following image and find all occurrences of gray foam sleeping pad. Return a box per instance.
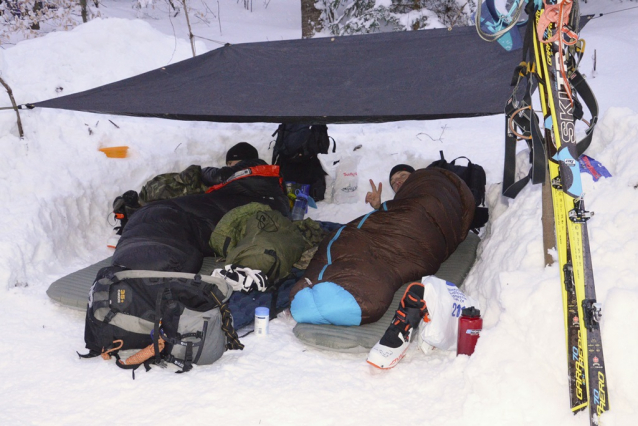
[46,257,224,310]
[47,233,479,353]
[292,232,480,353]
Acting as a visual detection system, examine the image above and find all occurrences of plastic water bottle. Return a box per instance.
[254,307,270,336]
[457,307,482,356]
[291,196,307,221]
[291,185,310,221]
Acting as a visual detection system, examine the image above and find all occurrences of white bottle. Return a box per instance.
[254,307,270,336]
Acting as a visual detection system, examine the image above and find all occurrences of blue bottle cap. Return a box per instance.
[255,307,269,316]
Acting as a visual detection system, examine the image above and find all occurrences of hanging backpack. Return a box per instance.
[271,123,336,201]
[427,151,489,232]
[80,267,243,376]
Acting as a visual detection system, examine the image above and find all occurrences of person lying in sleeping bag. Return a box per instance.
[364,164,415,209]
[112,142,290,273]
[289,163,475,326]
[201,141,261,185]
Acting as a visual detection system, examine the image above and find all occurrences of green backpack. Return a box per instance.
[210,203,307,282]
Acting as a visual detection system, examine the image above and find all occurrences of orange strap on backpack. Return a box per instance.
[206,165,282,193]
[116,338,165,366]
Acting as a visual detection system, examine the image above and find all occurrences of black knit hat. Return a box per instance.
[226,142,259,164]
[389,164,415,184]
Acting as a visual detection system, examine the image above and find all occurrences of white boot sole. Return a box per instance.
[366,330,412,369]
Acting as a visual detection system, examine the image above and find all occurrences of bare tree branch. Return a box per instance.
[218,1,222,35]
[416,124,448,143]
[0,75,24,138]
[181,0,197,57]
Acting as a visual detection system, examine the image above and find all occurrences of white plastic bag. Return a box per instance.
[318,152,340,204]
[417,275,479,353]
[333,155,361,204]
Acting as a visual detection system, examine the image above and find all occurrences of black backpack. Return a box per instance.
[427,151,489,232]
[80,267,244,376]
[271,123,335,201]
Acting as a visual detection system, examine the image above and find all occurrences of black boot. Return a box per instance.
[367,282,429,369]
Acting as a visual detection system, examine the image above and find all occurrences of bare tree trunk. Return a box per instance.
[31,1,43,30]
[182,0,196,57]
[0,76,25,139]
[80,0,88,23]
[301,0,322,38]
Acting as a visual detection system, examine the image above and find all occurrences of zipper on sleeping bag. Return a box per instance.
[318,225,346,280]
[317,204,387,280]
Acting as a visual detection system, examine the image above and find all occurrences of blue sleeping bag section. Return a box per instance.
[290,281,362,326]
[227,268,304,330]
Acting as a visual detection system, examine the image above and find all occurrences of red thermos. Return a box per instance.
[457,307,482,356]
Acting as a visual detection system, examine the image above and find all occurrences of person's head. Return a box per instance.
[226,142,259,166]
[389,164,415,192]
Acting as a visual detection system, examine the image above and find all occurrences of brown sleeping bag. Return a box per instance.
[289,168,475,326]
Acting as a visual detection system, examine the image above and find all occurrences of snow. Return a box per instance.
[1,1,637,425]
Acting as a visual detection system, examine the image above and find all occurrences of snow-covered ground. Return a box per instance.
[1,1,637,425]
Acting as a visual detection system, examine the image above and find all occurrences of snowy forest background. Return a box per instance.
[1,0,505,44]
[2,0,628,45]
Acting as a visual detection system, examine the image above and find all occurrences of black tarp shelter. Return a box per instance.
[30,26,526,124]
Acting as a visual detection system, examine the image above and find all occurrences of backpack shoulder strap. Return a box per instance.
[449,156,472,166]
[329,136,337,153]
[271,123,287,164]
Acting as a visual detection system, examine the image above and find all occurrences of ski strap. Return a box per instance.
[502,61,546,199]
[501,18,598,199]
[570,70,598,157]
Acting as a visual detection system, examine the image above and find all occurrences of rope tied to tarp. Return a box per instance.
[590,5,638,20]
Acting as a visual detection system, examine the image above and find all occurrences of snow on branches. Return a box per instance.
[316,0,475,35]
[0,0,101,43]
